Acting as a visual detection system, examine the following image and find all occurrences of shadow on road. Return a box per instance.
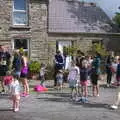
[0,109,13,111]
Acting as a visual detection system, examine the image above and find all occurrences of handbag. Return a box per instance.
[21,66,28,74]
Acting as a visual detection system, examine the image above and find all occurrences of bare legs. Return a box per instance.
[22,78,29,95]
[0,76,5,92]
[92,84,99,96]
[12,95,20,112]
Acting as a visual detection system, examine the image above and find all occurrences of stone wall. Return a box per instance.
[48,33,104,63]
[30,0,48,62]
[0,0,49,63]
[0,0,11,45]
[0,0,120,64]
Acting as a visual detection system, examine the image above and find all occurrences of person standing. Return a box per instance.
[54,50,64,86]
[10,74,21,112]
[0,45,11,93]
[106,55,113,87]
[80,61,90,102]
[90,53,101,97]
[20,51,29,97]
[67,61,80,100]
[12,50,22,78]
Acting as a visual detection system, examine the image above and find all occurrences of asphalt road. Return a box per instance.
[0,80,120,120]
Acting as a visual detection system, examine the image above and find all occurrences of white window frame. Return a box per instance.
[12,0,28,26]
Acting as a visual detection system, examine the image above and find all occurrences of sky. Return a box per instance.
[79,0,120,19]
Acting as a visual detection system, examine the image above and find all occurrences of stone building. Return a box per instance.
[0,0,120,63]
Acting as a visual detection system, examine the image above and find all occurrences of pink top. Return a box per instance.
[4,76,13,85]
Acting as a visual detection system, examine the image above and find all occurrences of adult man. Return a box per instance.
[0,45,11,93]
[54,50,64,86]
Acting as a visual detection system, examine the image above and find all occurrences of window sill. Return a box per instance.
[9,25,31,30]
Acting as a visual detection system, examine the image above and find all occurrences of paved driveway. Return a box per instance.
[0,80,120,120]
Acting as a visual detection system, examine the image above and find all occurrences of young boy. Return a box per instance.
[39,63,47,87]
[56,69,64,91]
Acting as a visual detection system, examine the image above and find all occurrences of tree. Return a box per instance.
[91,43,108,57]
[113,12,120,27]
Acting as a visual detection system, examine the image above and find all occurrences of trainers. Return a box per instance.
[82,97,88,103]
[96,94,99,97]
[14,108,19,112]
[21,93,26,97]
[111,105,118,110]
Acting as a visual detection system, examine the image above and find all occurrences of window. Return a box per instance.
[13,0,28,25]
[13,39,30,56]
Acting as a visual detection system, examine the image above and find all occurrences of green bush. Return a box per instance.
[90,43,108,57]
[113,12,120,27]
[29,61,41,74]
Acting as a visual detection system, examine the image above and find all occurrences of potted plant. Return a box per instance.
[29,61,41,79]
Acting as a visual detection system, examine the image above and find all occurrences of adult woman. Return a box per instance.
[20,51,29,97]
[12,50,22,78]
[90,53,101,97]
[0,45,11,93]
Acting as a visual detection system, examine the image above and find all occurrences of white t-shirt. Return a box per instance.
[10,80,20,95]
[112,62,118,72]
[40,67,46,76]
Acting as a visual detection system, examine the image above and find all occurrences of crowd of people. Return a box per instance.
[0,45,29,112]
[1,45,120,112]
[54,50,120,110]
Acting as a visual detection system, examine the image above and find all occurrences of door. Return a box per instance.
[57,41,72,69]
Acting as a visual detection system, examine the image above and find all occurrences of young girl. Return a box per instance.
[10,74,21,112]
[56,69,64,91]
[116,58,120,86]
[80,62,90,102]
[68,61,80,100]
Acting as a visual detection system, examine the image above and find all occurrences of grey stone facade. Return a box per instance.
[0,0,120,64]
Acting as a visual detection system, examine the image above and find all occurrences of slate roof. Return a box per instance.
[48,0,114,33]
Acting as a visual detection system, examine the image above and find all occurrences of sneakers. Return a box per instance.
[82,97,88,103]
[76,97,88,103]
[21,93,29,97]
[107,84,110,87]
[14,108,19,112]
[96,94,99,97]
[110,105,118,110]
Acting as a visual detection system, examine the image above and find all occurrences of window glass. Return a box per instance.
[14,0,26,10]
[14,39,28,49]
[13,0,28,25]
[13,12,27,25]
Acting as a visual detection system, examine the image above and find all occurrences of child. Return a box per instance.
[68,61,80,100]
[80,62,90,102]
[3,71,13,94]
[116,58,120,86]
[111,87,120,110]
[10,73,21,112]
[39,63,47,87]
[56,69,64,91]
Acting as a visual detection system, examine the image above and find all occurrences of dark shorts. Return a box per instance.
[91,73,99,85]
[20,72,28,78]
[0,65,7,77]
